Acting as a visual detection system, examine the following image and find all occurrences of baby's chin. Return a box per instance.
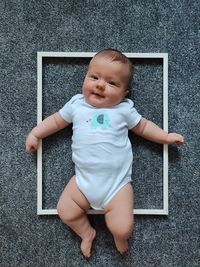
[84,94,123,108]
[85,95,107,108]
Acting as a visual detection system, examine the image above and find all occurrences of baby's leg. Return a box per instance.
[104,183,134,254]
[57,176,96,258]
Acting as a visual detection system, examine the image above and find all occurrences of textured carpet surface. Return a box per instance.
[1,1,199,266]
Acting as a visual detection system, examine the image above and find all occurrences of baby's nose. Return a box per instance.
[96,79,105,89]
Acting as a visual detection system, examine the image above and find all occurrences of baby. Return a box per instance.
[26,49,184,258]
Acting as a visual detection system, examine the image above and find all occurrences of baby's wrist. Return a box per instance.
[30,131,39,140]
[166,133,173,144]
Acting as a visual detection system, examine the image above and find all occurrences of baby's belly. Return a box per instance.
[72,139,132,168]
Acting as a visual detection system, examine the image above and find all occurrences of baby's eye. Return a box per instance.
[108,81,116,86]
[91,75,98,80]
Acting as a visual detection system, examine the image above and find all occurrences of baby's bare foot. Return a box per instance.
[114,238,128,255]
[81,228,96,258]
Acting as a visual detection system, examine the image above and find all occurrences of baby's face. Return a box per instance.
[82,56,129,108]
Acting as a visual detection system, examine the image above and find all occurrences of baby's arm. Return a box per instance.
[132,118,184,145]
[26,112,70,152]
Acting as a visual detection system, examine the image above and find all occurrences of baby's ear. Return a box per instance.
[125,90,129,97]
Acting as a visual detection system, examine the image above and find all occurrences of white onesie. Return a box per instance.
[59,94,141,210]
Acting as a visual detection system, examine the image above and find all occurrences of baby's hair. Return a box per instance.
[93,48,133,89]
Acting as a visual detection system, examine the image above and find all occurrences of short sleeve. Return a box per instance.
[125,99,142,129]
[59,94,82,123]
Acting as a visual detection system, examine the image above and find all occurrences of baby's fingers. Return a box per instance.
[168,133,184,146]
[174,134,184,146]
[26,145,36,153]
[176,139,184,146]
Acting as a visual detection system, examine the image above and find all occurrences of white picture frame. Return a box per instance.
[37,52,168,215]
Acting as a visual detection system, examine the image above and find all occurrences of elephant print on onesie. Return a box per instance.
[91,112,111,129]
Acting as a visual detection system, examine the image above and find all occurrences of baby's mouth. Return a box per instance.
[92,92,105,98]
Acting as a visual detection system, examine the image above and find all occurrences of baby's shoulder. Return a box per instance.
[119,98,140,117]
[69,94,84,104]
[62,94,84,108]
[120,98,135,109]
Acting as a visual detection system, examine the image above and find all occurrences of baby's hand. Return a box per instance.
[167,133,184,146]
[25,133,39,152]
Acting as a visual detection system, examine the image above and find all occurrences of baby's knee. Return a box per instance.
[57,201,66,221]
[118,222,133,239]
[57,200,74,224]
[109,219,133,240]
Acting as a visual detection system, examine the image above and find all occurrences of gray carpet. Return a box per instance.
[1,1,199,266]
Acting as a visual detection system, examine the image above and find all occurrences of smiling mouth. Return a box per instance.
[92,92,105,98]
